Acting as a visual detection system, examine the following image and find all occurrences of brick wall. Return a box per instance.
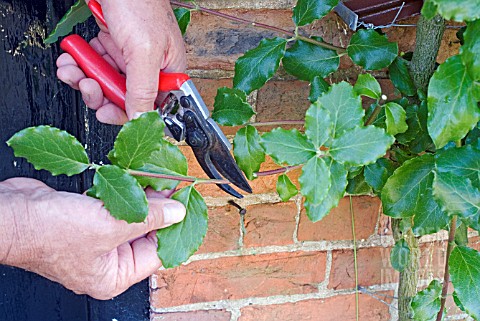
[150,1,474,320]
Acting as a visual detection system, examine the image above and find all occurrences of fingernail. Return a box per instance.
[133,111,145,120]
[163,202,186,225]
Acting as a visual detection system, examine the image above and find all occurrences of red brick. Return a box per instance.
[243,202,297,247]
[151,251,326,307]
[151,310,231,321]
[329,247,397,290]
[185,10,295,71]
[419,240,447,280]
[298,196,380,242]
[197,205,241,254]
[239,292,392,321]
[256,80,310,128]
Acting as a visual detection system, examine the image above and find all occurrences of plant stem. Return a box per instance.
[365,103,382,126]
[254,165,302,177]
[127,169,230,185]
[350,196,360,321]
[247,120,305,127]
[436,217,457,321]
[170,0,346,53]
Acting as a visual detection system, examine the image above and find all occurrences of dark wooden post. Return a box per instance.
[0,1,149,320]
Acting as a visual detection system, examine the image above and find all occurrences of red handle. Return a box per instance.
[61,34,127,110]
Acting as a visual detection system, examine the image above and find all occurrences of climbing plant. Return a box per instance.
[7,0,480,320]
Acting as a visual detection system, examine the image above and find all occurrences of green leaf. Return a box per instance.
[421,0,438,20]
[411,279,442,321]
[233,125,265,180]
[347,29,398,70]
[277,174,298,202]
[329,126,394,166]
[382,154,449,235]
[304,101,332,148]
[44,0,92,44]
[317,82,364,141]
[261,128,317,166]
[455,221,469,246]
[212,87,255,126]
[364,158,396,196]
[346,170,372,195]
[466,123,480,148]
[111,112,165,169]
[385,102,408,136]
[233,37,287,95]
[303,157,347,222]
[427,55,480,149]
[391,239,410,272]
[453,291,466,313]
[299,156,330,205]
[292,0,339,26]
[134,140,188,191]
[435,144,480,188]
[309,76,330,103]
[157,186,208,268]
[282,39,339,81]
[388,56,416,96]
[92,165,148,223]
[7,126,89,176]
[396,102,435,153]
[449,246,480,320]
[354,73,382,99]
[460,20,480,81]
[173,8,191,35]
[431,0,480,21]
[433,172,480,218]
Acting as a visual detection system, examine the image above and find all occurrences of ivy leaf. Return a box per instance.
[460,20,480,81]
[317,82,364,141]
[92,165,148,223]
[292,0,339,26]
[233,37,287,95]
[449,246,480,320]
[134,140,188,191]
[309,76,330,103]
[382,154,449,235]
[7,126,89,176]
[354,73,382,99]
[277,174,298,202]
[261,128,317,166]
[396,102,435,153]
[299,156,330,205]
[304,101,332,148]
[364,158,396,196]
[282,39,339,81]
[421,0,438,20]
[427,55,480,149]
[329,126,394,166]
[111,112,165,169]
[303,157,347,222]
[233,125,265,180]
[157,186,208,268]
[435,144,480,188]
[173,8,191,35]
[347,29,398,70]
[411,280,442,321]
[44,0,92,44]
[431,0,480,21]
[388,56,416,96]
[390,239,410,272]
[346,170,372,195]
[212,87,255,126]
[433,172,480,218]
[385,102,408,136]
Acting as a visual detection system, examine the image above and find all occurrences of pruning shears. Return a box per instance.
[60,0,252,198]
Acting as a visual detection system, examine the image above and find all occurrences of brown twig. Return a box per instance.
[254,165,302,177]
[436,215,457,321]
[170,0,346,53]
[127,169,231,185]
